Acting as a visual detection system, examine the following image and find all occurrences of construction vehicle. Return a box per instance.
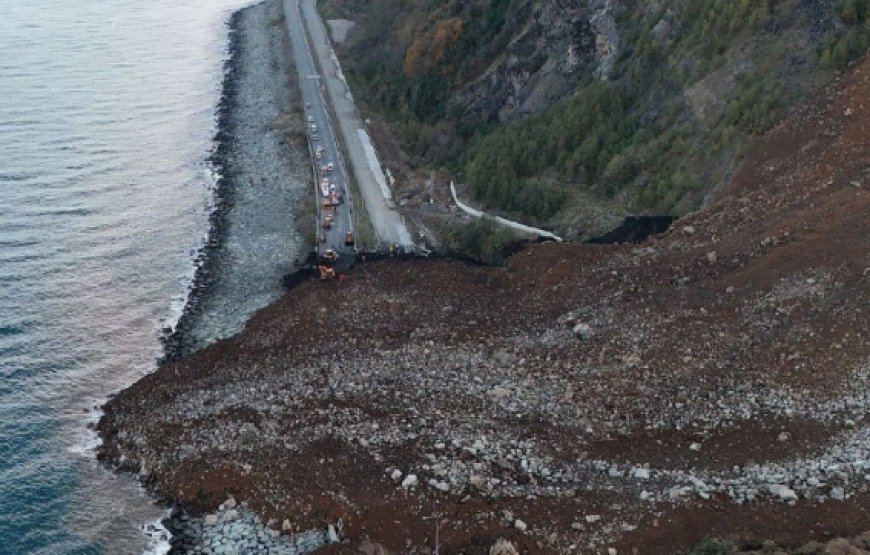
[318,264,336,280]
[320,249,339,263]
[344,230,354,246]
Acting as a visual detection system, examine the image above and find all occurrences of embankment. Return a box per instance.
[163,0,311,360]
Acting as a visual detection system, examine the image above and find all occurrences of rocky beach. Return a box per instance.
[163,0,312,360]
[97,14,870,550]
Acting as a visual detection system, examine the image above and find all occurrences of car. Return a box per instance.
[327,163,334,172]
[312,134,319,141]
[307,115,314,123]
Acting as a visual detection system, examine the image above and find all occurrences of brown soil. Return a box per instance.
[98,56,870,554]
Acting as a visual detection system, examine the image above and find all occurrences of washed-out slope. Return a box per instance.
[99,56,870,554]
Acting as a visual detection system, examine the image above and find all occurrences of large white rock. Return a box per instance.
[401,474,418,488]
[768,484,797,502]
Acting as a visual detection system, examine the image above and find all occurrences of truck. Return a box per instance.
[320,178,330,198]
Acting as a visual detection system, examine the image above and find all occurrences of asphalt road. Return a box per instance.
[290,0,415,250]
[283,0,353,257]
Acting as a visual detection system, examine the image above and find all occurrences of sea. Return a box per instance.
[0,0,254,552]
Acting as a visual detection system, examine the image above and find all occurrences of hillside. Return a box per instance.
[318,0,870,238]
[98,54,870,553]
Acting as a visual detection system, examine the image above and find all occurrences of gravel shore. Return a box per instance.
[164,0,311,359]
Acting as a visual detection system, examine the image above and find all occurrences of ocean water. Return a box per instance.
[0,0,252,552]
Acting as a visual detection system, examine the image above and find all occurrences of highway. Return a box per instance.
[283,0,354,260]
[286,0,415,251]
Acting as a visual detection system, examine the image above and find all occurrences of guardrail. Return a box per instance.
[450,181,563,242]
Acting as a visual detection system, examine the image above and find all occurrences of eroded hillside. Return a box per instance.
[98,55,870,553]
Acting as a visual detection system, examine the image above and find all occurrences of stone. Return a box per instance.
[689,442,702,451]
[572,322,594,339]
[632,468,650,480]
[489,538,520,555]
[205,514,219,526]
[830,486,846,501]
[682,225,696,235]
[281,519,292,531]
[401,474,418,488]
[777,432,791,442]
[359,540,393,555]
[608,548,618,555]
[513,518,527,532]
[390,469,403,481]
[585,514,602,523]
[488,386,511,399]
[706,251,718,264]
[823,538,864,555]
[726,286,736,294]
[768,484,797,502]
[795,541,824,554]
[327,524,339,543]
[222,497,237,510]
[571,522,584,530]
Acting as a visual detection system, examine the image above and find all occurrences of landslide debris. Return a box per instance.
[98,56,870,554]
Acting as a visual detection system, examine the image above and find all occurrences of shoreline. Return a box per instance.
[159,9,241,361]
[162,0,312,361]
[126,1,324,551]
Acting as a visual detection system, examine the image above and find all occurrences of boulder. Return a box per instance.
[490,538,520,555]
[573,322,594,339]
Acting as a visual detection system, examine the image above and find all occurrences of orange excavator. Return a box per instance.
[318,265,336,280]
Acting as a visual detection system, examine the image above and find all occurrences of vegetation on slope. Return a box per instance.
[321,0,870,232]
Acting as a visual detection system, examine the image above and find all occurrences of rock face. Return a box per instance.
[457,0,617,123]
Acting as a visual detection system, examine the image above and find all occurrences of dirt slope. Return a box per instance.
[98,56,870,554]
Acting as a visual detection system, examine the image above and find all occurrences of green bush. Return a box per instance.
[449,216,515,265]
